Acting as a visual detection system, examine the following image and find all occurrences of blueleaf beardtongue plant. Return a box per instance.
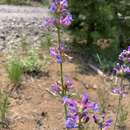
[45,0,73,124]
[112,46,130,130]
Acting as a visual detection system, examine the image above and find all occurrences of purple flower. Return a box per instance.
[56,54,62,64]
[59,42,66,52]
[93,114,112,130]
[50,2,57,13]
[128,46,130,51]
[103,119,112,130]
[112,87,128,96]
[92,103,100,113]
[60,13,72,26]
[43,17,55,27]
[113,63,130,76]
[63,97,77,113]
[118,46,130,63]
[51,82,61,94]
[50,0,68,13]
[50,47,62,64]
[64,76,73,90]
[50,47,58,57]
[66,117,78,128]
[81,93,88,105]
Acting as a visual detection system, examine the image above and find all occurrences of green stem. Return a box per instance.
[57,26,65,96]
[113,78,123,130]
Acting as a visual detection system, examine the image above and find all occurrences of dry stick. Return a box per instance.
[113,78,123,130]
[88,63,106,77]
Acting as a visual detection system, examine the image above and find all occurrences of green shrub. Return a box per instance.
[7,58,23,86]
[117,105,128,128]
[70,0,130,68]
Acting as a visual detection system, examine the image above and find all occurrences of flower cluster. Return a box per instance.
[112,87,128,97]
[63,93,99,128]
[50,0,72,27]
[113,63,130,76]
[119,46,130,63]
[51,76,73,95]
[93,114,112,130]
[49,43,66,64]
[50,47,62,64]
[113,46,130,76]
[44,0,72,27]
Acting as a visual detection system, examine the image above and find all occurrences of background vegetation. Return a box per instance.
[69,0,130,70]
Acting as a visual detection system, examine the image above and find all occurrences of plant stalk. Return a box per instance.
[57,27,68,124]
[78,116,82,130]
[57,26,65,96]
[113,78,123,130]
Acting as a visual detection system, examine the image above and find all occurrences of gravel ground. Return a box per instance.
[0,5,50,52]
[0,5,49,18]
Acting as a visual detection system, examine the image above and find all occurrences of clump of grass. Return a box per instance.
[0,91,9,128]
[97,87,109,113]
[96,53,116,72]
[117,105,128,129]
[20,34,29,54]
[7,57,23,87]
[21,50,42,74]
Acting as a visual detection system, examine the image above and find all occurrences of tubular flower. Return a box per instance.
[113,46,130,77]
[50,47,62,64]
[43,17,55,27]
[60,13,72,26]
[119,46,130,63]
[64,76,73,90]
[112,87,128,96]
[51,77,73,96]
[93,114,112,130]
[51,82,61,94]
[113,63,130,76]
[50,0,68,13]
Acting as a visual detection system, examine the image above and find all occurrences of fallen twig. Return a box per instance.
[88,63,106,77]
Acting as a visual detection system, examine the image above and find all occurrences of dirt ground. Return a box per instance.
[0,49,130,130]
